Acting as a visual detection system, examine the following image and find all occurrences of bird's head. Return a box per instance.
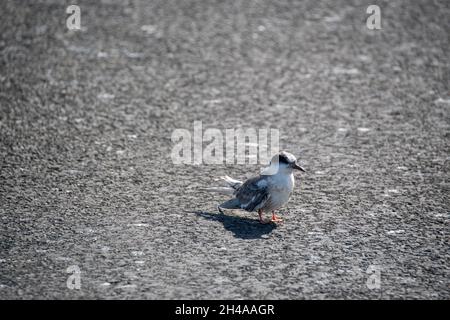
[262,151,306,175]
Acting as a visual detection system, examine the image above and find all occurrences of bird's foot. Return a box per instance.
[271,213,283,223]
[259,217,270,224]
[258,210,270,224]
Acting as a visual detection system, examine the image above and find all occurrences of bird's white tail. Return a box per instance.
[217,175,243,190]
[203,175,243,195]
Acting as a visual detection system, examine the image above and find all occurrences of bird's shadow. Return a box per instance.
[193,210,277,239]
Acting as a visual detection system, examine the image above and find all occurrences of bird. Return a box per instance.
[207,151,305,223]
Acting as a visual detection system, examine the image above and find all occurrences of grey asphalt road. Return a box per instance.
[1,0,449,299]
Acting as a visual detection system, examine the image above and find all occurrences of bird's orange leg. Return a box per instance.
[271,211,283,222]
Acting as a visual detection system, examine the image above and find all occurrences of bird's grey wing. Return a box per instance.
[235,176,270,212]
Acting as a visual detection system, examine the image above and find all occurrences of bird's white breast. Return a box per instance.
[270,172,294,192]
[265,172,295,211]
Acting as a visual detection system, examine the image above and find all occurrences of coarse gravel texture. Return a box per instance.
[0,0,449,299]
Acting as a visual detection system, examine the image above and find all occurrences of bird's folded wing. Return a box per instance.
[236,176,270,211]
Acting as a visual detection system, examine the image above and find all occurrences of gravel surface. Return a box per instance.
[1,0,449,299]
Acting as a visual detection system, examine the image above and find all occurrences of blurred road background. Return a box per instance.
[0,0,449,299]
